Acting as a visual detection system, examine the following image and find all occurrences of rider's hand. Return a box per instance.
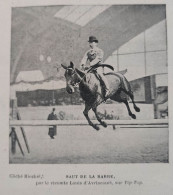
[84,67,89,70]
[80,64,85,71]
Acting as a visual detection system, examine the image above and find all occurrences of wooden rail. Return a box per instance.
[10,119,168,127]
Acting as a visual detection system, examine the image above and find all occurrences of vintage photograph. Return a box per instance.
[9,4,168,164]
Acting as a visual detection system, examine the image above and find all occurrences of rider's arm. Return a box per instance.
[90,49,104,66]
[80,51,88,70]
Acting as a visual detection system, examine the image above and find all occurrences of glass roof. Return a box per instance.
[54,5,111,26]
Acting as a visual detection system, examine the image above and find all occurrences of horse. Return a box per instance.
[61,61,140,130]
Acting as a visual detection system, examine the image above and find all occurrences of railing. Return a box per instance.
[10,119,168,127]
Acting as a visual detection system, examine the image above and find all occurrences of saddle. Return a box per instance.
[86,63,114,73]
[86,63,127,76]
[86,65,129,95]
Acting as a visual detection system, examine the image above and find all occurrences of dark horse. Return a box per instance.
[61,62,140,130]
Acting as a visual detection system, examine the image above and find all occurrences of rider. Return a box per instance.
[80,36,110,98]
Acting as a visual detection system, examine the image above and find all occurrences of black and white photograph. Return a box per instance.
[1,0,173,194]
[9,4,169,164]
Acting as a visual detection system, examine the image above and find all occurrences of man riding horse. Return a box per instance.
[61,36,140,130]
[80,36,110,99]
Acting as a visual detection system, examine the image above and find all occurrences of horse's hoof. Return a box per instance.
[135,107,140,112]
[93,125,100,131]
[101,121,107,128]
[131,114,136,119]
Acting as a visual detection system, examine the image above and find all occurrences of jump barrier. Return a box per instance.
[9,119,168,156]
[10,119,168,127]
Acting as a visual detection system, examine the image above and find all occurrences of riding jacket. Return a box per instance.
[81,47,104,68]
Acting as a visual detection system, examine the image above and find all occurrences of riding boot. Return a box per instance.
[99,74,110,98]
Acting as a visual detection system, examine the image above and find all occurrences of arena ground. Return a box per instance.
[9,125,168,164]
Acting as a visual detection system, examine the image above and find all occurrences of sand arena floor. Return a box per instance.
[9,125,168,164]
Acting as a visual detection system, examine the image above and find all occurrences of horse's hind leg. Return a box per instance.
[83,103,100,131]
[123,100,136,119]
[128,91,140,112]
[121,89,140,112]
[92,107,107,128]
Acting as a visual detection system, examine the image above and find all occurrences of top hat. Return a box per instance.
[88,36,98,43]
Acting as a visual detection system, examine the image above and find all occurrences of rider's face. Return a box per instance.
[89,41,97,49]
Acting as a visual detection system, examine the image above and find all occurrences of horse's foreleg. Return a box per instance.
[92,107,107,128]
[123,100,136,119]
[83,104,100,131]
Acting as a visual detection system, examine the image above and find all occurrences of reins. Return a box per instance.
[74,69,87,87]
[74,67,97,86]
[67,67,95,87]
[67,68,86,87]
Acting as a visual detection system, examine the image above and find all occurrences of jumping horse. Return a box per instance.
[61,62,140,130]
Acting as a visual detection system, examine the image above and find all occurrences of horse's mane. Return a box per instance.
[75,68,88,82]
[75,68,85,78]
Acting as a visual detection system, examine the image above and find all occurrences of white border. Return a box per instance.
[11,0,167,7]
[0,1,173,194]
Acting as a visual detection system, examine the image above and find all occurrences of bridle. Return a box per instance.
[66,68,85,87]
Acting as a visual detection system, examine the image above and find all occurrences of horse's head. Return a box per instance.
[61,62,79,94]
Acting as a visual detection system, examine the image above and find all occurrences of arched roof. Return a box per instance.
[11,5,166,83]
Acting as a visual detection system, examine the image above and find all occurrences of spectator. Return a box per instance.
[47,108,58,139]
